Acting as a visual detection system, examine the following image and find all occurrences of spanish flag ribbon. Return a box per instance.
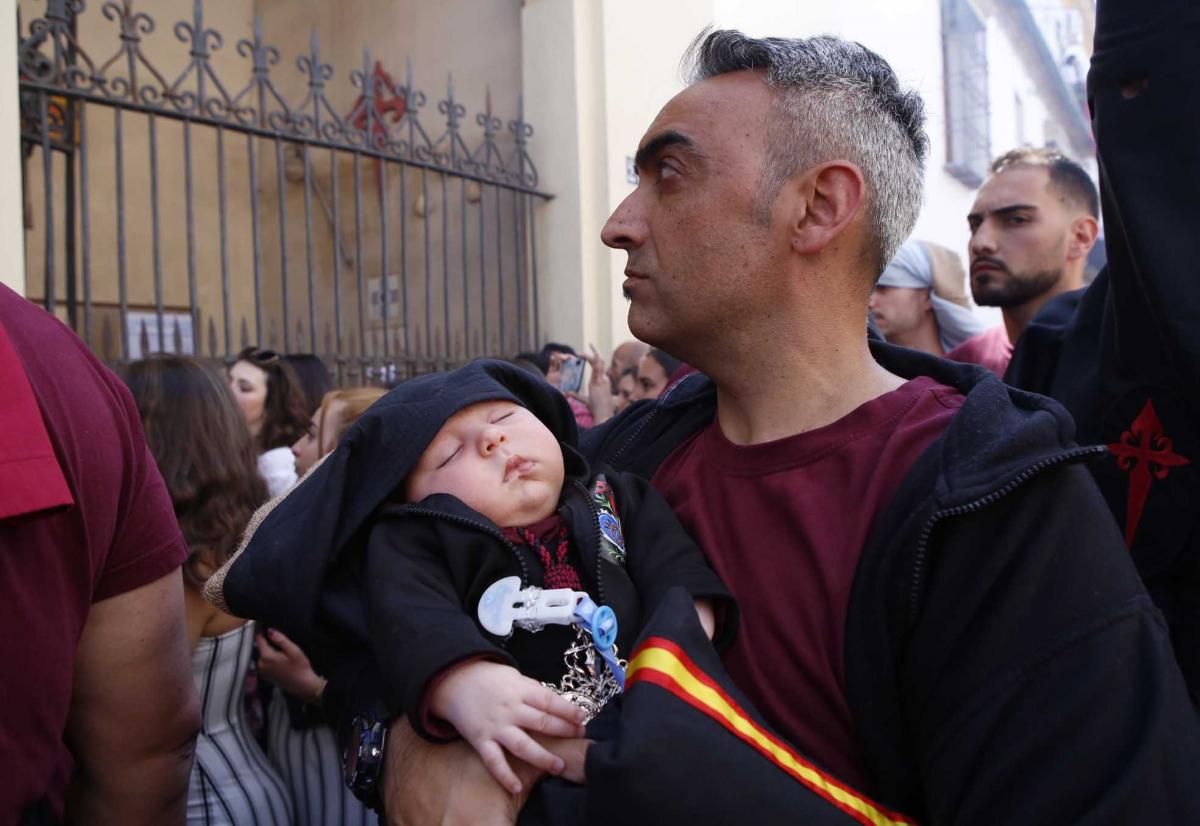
[627,636,917,826]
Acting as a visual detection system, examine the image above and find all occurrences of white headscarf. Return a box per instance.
[877,240,986,351]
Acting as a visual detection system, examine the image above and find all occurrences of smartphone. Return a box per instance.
[557,356,586,394]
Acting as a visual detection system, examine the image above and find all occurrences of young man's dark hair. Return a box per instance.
[990,146,1099,218]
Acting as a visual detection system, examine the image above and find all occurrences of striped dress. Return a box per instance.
[187,623,294,826]
[266,699,375,826]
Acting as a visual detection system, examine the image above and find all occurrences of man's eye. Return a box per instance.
[494,411,514,423]
[1007,215,1030,225]
[658,160,679,179]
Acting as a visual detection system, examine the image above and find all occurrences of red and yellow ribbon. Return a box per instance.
[627,637,916,826]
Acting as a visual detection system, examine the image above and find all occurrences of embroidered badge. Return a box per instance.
[590,474,627,565]
[599,512,625,554]
[1107,399,1190,547]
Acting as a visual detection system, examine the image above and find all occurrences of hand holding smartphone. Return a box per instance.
[557,356,586,394]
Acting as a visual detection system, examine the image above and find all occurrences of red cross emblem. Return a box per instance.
[1107,399,1190,547]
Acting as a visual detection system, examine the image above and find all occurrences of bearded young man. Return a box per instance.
[324,12,1200,826]
[944,147,1100,376]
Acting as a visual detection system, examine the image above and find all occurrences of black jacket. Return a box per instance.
[210,360,731,730]
[363,460,734,737]
[1003,0,1200,703]
[582,341,1200,824]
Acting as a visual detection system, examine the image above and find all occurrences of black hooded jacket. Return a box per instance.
[1002,0,1200,704]
[581,341,1200,824]
[212,360,732,736]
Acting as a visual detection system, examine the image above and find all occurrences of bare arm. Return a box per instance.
[64,569,201,825]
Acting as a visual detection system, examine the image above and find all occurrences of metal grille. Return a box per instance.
[18,0,550,384]
[941,0,991,187]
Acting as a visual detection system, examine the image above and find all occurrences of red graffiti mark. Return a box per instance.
[1107,400,1190,547]
[348,61,406,139]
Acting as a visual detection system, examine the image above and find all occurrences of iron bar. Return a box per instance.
[460,177,468,360]
[79,102,92,347]
[114,107,128,360]
[183,119,199,357]
[302,144,317,353]
[495,183,504,355]
[275,138,290,351]
[379,161,390,359]
[529,190,540,346]
[217,125,231,354]
[513,188,523,352]
[478,183,487,358]
[149,113,164,350]
[39,92,54,315]
[63,0,80,329]
[441,171,450,361]
[353,152,366,366]
[248,132,263,344]
[330,146,343,375]
[64,107,77,330]
[421,167,432,357]
[396,162,409,356]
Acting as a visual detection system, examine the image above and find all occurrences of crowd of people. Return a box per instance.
[4,1,1200,824]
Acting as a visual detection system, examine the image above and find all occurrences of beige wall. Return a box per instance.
[524,0,714,359]
[2,0,26,293]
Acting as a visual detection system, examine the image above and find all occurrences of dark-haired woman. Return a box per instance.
[123,356,292,826]
[228,347,311,497]
[631,347,684,402]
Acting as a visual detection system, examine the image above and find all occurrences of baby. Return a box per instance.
[208,360,734,804]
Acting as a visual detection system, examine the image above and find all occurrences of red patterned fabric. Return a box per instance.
[503,516,583,590]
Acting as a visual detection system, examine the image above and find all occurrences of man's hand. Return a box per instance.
[382,717,535,826]
[429,661,586,794]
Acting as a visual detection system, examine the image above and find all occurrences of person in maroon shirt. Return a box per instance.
[370,26,1200,826]
[0,284,199,824]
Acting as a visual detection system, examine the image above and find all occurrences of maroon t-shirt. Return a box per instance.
[0,285,187,821]
[651,376,962,787]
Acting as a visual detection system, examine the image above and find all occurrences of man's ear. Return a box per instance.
[920,288,934,312]
[1066,214,1100,261]
[787,161,866,256]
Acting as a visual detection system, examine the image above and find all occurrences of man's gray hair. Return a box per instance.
[684,30,928,272]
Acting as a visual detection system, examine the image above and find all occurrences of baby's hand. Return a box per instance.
[429,660,588,794]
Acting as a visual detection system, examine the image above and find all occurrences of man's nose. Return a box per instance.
[868,290,881,311]
[970,222,998,257]
[601,190,645,250]
[478,425,506,455]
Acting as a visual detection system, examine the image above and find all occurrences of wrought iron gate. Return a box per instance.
[18,0,550,384]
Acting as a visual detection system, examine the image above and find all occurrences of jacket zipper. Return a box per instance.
[611,373,694,464]
[907,445,1107,622]
[572,479,606,607]
[400,506,530,587]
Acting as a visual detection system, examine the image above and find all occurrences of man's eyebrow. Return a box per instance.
[967,203,1039,222]
[634,130,700,173]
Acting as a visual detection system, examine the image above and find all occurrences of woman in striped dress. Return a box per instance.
[123,356,293,826]
[256,388,386,826]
